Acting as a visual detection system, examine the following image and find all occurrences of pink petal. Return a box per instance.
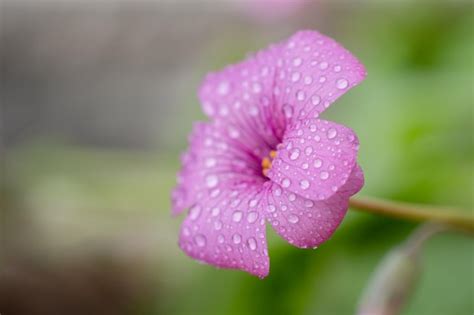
[198,30,366,135]
[275,30,367,121]
[179,183,269,278]
[198,45,284,153]
[267,119,359,201]
[263,164,364,248]
[172,121,266,215]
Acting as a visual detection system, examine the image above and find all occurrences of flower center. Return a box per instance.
[261,150,277,177]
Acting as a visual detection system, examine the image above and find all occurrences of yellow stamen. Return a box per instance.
[261,151,277,177]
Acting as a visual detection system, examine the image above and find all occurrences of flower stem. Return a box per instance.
[349,196,474,233]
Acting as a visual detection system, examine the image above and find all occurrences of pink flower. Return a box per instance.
[172,30,366,278]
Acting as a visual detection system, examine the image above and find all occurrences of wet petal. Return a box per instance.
[264,164,363,248]
[198,45,284,154]
[275,30,367,121]
[179,184,269,278]
[172,121,265,214]
[267,119,360,201]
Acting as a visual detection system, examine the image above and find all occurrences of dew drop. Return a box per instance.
[283,104,293,118]
[247,211,258,223]
[267,204,276,213]
[249,106,259,116]
[228,127,240,139]
[248,199,258,208]
[252,82,262,93]
[217,81,230,95]
[290,149,300,160]
[189,206,201,220]
[291,72,301,82]
[293,57,302,66]
[194,234,207,247]
[282,178,291,188]
[314,159,322,168]
[300,180,310,190]
[305,200,314,208]
[232,234,242,244]
[336,78,349,90]
[205,158,217,168]
[305,146,313,156]
[320,171,329,180]
[296,90,306,101]
[304,76,313,85]
[247,237,257,250]
[319,62,328,70]
[217,234,225,243]
[210,208,220,218]
[327,128,338,139]
[288,214,299,224]
[232,211,243,222]
[214,220,223,230]
[288,193,296,201]
[311,95,321,106]
[206,175,218,188]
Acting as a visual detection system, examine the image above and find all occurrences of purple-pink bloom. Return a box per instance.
[172,30,366,278]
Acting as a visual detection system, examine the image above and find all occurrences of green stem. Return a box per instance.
[349,196,474,233]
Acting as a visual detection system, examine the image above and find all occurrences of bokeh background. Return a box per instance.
[1,0,473,314]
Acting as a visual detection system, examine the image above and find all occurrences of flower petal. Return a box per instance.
[198,31,366,134]
[267,119,359,201]
[179,183,269,278]
[172,121,265,215]
[198,45,284,153]
[275,30,367,121]
[264,164,364,248]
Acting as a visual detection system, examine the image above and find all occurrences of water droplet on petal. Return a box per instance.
[314,159,322,168]
[282,178,291,188]
[305,146,313,156]
[247,237,257,250]
[327,128,338,139]
[232,211,243,222]
[293,57,302,66]
[305,200,314,208]
[283,104,293,118]
[206,175,218,188]
[288,214,299,224]
[296,90,306,101]
[217,234,225,243]
[288,193,296,201]
[319,62,328,70]
[247,211,258,223]
[205,158,217,168]
[267,204,276,213]
[311,95,321,106]
[232,234,242,244]
[228,127,240,139]
[291,72,301,82]
[320,171,329,180]
[211,207,220,216]
[290,149,300,160]
[194,234,207,247]
[336,78,349,90]
[189,205,201,220]
[300,180,310,190]
[217,81,230,95]
[214,220,223,230]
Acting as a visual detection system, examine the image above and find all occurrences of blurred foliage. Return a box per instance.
[2,1,473,315]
